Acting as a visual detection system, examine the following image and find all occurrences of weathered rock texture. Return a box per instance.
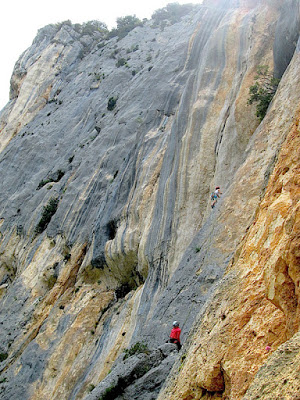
[0,0,299,399]
[84,343,178,400]
[159,72,300,399]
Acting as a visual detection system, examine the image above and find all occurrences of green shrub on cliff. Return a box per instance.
[107,97,118,111]
[248,65,280,121]
[98,384,121,400]
[81,20,108,35]
[35,197,59,234]
[123,342,149,360]
[54,20,108,37]
[151,3,197,28]
[116,58,127,68]
[0,352,8,362]
[37,169,65,190]
[107,15,143,40]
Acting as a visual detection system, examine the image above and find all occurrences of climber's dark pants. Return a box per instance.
[169,338,181,350]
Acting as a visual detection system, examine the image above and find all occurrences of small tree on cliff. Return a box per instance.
[108,15,143,39]
[248,65,280,121]
[151,3,197,27]
[81,20,108,35]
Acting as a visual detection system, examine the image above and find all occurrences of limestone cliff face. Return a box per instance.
[0,1,299,399]
[159,56,300,400]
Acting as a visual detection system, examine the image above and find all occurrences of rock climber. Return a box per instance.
[169,321,182,350]
[211,186,222,208]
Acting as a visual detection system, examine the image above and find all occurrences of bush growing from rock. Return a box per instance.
[151,3,198,28]
[123,342,149,360]
[99,383,122,400]
[107,15,143,39]
[37,169,65,190]
[248,65,280,121]
[81,20,108,35]
[35,197,59,234]
[0,353,8,362]
[107,97,118,111]
[116,58,127,67]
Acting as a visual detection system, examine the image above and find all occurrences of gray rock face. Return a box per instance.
[83,344,178,400]
[0,1,299,400]
[273,0,300,78]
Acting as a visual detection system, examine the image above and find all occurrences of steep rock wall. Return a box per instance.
[0,1,299,399]
[159,39,300,400]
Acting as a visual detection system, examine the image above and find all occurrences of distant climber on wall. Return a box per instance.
[169,321,181,350]
[211,186,222,208]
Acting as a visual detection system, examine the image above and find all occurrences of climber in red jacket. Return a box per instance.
[169,321,181,350]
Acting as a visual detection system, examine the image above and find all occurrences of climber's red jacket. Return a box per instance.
[170,327,181,342]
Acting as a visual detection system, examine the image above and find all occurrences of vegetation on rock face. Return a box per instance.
[151,3,198,29]
[98,382,124,400]
[107,97,118,111]
[248,65,280,121]
[87,383,95,392]
[0,352,8,362]
[37,169,65,190]
[53,20,108,36]
[116,58,128,68]
[107,15,143,40]
[44,3,198,46]
[123,342,149,360]
[35,197,59,234]
[78,20,108,35]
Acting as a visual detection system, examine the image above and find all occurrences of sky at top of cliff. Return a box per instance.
[0,0,203,112]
